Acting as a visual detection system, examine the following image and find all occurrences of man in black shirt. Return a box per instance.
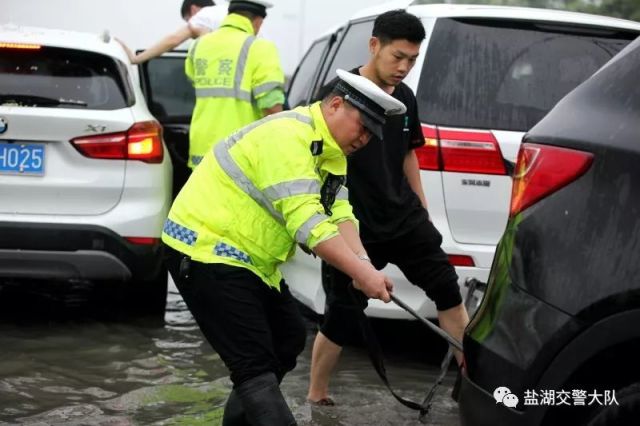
[307,10,470,405]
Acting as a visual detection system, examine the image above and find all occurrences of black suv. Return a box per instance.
[458,36,640,426]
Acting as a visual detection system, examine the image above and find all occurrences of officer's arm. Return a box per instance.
[313,235,392,302]
[126,26,194,65]
[253,40,285,116]
[257,90,284,116]
[337,220,367,259]
[262,104,283,116]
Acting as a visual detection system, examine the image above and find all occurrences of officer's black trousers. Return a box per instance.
[165,246,305,425]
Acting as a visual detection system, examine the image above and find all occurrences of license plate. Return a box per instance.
[0,142,45,176]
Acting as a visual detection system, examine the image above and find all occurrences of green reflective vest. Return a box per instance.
[185,13,285,168]
[162,103,356,290]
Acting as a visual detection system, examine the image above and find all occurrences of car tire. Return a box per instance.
[585,382,640,426]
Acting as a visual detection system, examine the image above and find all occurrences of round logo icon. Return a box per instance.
[0,117,7,134]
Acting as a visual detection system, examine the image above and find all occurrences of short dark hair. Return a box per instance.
[181,0,215,19]
[322,89,343,103]
[372,10,425,45]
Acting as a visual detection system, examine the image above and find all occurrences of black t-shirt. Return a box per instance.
[318,68,429,243]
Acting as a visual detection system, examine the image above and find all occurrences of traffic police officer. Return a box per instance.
[186,0,285,168]
[162,70,405,425]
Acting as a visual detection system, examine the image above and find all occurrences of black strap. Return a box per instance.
[349,286,426,411]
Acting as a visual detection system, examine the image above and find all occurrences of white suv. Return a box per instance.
[282,2,640,319]
[0,25,172,313]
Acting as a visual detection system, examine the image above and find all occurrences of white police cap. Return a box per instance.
[228,0,273,18]
[335,69,406,140]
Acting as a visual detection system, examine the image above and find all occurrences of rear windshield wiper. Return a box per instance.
[0,94,88,107]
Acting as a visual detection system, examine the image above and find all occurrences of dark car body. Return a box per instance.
[457,36,640,426]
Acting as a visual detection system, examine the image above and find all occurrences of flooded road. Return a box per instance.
[0,278,459,425]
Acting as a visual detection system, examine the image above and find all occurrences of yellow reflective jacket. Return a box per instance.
[162,103,356,290]
[185,13,285,168]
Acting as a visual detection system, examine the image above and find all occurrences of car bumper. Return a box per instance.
[282,249,490,319]
[0,222,163,282]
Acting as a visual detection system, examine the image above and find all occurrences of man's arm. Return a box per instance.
[262,104,283,116]
[313,235,392,302]
[403,149,428,209]
[119,25,197,65]
[337,220,367,257]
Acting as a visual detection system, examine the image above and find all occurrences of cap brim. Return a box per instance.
[360,111,384,141]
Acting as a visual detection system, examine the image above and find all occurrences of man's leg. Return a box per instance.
[307,262,368,403]
[437,303,469,365]
[168,256,296,425]
[307,331,342,403]
[235,372,296,426]
[267,281,307,382]
[390,222,469,365]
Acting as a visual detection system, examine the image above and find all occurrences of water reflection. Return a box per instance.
[0,279,459,425]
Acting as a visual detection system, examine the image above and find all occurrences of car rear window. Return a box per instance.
[417,18,637,131]
[0,45,132,110]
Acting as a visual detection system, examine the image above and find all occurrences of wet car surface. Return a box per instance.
[0,279,459,425]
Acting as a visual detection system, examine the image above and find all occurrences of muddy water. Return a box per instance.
[0,279,459,425]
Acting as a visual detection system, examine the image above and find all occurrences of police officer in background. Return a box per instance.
[162,70,404,425]
[185,0,285,169]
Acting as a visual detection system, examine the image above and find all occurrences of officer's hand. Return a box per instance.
[353,267,393,303]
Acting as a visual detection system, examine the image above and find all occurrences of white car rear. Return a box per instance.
[0,25,172,314]
[282,2,640,319]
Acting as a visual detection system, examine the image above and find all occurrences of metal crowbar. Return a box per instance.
[389,293,463,352]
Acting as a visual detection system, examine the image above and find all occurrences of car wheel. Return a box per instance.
[585,382,640,426]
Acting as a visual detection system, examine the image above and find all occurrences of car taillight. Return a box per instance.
[125,237,160,245]
[448,254,475,267]
[127,121,164,163]
[416,124,506,175]
[509,143,593,217]
[417,124,440,170]
[0,42,41,50]
[71,121,163,163]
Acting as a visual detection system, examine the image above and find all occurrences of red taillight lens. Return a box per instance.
[125,237,160,245]
[509,143,593,217]
[416,124,506,175]
[448,254,475,267]
[439,128,506,175]
[71,133,127,159]
[71,121,163,163]
[417,124,441,170]
[127,121,164,163]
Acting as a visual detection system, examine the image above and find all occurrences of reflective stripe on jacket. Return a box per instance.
[185,13,285,168]
[162,103,356,289]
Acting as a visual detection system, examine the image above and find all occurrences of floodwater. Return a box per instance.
[0,278,459,425]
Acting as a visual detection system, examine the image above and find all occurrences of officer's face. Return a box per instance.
[326,98,371,155]
[370,38,421,87]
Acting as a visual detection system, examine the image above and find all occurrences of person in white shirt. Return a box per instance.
[118,0,227,65]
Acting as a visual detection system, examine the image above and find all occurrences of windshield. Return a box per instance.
[0,45,132,110]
